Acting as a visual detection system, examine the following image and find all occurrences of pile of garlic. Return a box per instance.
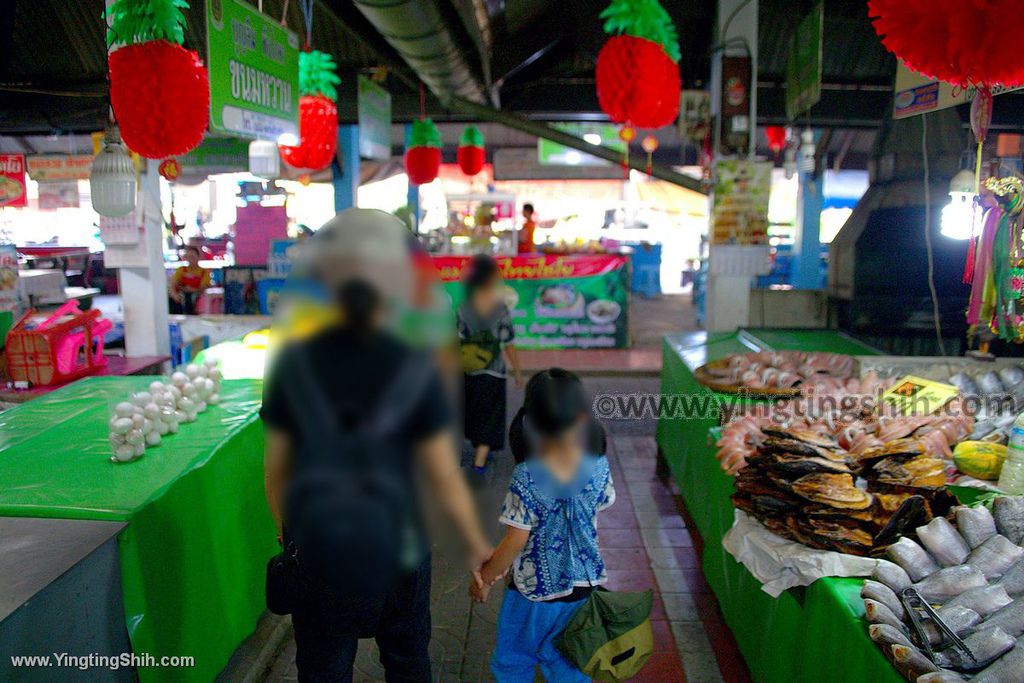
[108,359,223,463]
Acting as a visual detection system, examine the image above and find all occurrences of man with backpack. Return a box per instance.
[261,209,493,682]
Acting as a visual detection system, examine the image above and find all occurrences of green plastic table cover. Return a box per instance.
[656,329,904,683]
[0,376,277,682]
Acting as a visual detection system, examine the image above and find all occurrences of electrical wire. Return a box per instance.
[719,0,754,45]
[921,113,947,356]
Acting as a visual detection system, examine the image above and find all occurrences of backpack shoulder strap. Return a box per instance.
[280,342,340,441]
[368,349,435,436]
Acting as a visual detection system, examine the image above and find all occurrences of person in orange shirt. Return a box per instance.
[169,246,211,314]
[516,203,537,255]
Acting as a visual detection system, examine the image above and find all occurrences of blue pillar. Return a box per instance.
[404,124,419,234]
[793,166,824,290]
[333,125,360,211]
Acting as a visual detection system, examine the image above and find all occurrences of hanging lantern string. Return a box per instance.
[299,0,314,50]
[280,0,290,26]
[419,82,427,120]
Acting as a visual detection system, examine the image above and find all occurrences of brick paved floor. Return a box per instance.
[240,376,750,683]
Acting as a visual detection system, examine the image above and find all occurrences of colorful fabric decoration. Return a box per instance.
[456,125,485,176]
[107,0,209,159]
[280,50,340,172]
[975,177,1024,342]
[595,0,681,130]
[868,0,1024,89]
[405,119,442,186]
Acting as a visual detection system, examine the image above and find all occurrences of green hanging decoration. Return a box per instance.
[408,119,443,148]
[298,50,341,100]
[107,0,190,46]
[599,0,680,62]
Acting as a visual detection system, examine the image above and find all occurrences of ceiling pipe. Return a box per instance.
[449,96,707,194]
[352,0,490,105]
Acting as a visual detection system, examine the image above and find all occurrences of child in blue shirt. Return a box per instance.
[470,368,614,682]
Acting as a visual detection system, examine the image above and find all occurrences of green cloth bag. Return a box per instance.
[555,588,655,682]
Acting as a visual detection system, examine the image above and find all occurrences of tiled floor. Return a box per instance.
[231,373,751,682]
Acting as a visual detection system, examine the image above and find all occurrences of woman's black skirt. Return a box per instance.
[463,373,507,450]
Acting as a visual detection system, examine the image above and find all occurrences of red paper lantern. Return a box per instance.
[405,119,442,185]
[765,126,787,155]
[596,35,680,129]
[280,51,341,172]
[456,125,485,176]
[109,41,209,159]
[869,0,1024,88]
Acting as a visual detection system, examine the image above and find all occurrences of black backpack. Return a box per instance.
[266,344,431,634]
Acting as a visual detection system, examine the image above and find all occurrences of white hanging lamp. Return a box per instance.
[249,139,280,178]
[90,127,136,217]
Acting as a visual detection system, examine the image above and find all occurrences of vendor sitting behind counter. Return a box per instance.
[169,246,211,315]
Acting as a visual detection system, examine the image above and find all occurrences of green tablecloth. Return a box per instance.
[655,329,902,683]
[0,377,276,683]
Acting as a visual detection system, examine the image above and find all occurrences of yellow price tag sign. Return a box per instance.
[880,375,960,415]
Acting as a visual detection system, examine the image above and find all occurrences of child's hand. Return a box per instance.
[514,371,524,389]
[469,578,491,603]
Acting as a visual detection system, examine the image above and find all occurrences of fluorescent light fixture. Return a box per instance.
[277,132,299,147]
[564,150,583,165]
[583,133,602,145]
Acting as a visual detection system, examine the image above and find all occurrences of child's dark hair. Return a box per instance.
[463,253,500,299]
[509,368,606,463]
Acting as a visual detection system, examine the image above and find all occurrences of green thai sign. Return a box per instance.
[786,2,823,121]
[357,76,392,161]
[537,123,625,166]
[206,0,300,140]
[434,255,630,349]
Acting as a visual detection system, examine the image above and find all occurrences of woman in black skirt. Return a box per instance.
[457,254,523,475]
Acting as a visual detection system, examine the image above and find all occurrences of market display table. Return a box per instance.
[655,329,903,683]
[0,517,130,682]
[0,355,171,403]
[0,377,276,682]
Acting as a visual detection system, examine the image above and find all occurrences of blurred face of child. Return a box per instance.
[471,274,503,311]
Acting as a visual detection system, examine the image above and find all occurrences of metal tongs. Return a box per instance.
[900,587,977,665]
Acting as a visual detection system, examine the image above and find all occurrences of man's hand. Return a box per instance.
[469,578,491,603]
[469,545,494,589]
[514,371,524,389]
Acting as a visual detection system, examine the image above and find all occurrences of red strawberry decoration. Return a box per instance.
[456,125,485,176]
[595,0,681,129]
[405,119,442,185]
[279,51,340,172]
[107,0,209,159]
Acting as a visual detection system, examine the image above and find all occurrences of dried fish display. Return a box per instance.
[864,497,1024,682]
[731,429,957,556]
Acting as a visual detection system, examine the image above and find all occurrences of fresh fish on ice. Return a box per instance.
[922,605,981,646]
[913,565,987,602]
[957,506,999,549]
[981,599,1024,639]
[999,366,1024,389]
[868,623,914,649]
[891,644,940,678]
[993,497,1024,545]
[865,599,909,632]
[977,371,1006,396]
[949,373,979,396]
[873,560,913,593]
[861,580,905,620]
[888,537,941,582]
[995,560,1024,597]
[918,517,972,566]
[967,534,1024,580]
[944,585,1013,618]
[971,642,1024,683]
[934,626,1016,671]
[916,670,966,682]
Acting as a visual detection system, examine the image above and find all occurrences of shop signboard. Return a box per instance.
[26,155,93,182]
[433,254,630,349]
[785,2,823,121]
[0,244,19,312]
[679,90,711,143]
[0,155,28,208]
[357,76,392,161]
[206,0,300,140]
[178,136,250,174]
[711,159,771,245]
[37,182,80,209]
[892,61,1023,119]
[537,123,625,166]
